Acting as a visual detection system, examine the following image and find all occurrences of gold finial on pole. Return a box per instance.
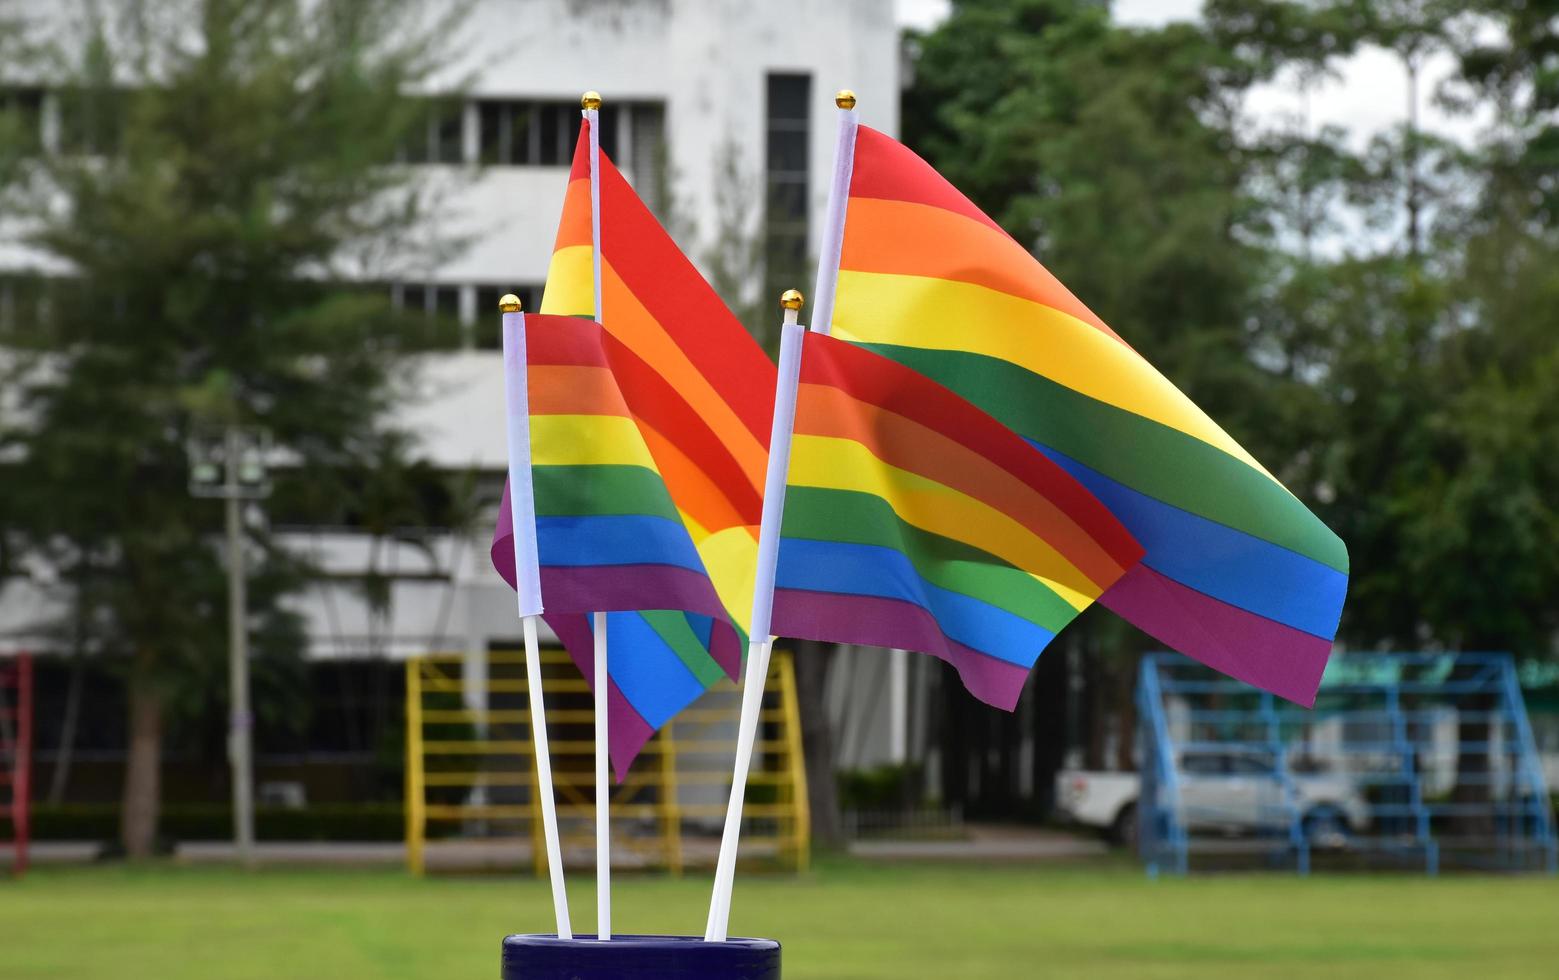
[498,293,523,313]
[780,288,804,311]
[834,89,857,110]
[581,90,603,110]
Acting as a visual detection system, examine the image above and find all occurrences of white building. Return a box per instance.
[0,0,914,777]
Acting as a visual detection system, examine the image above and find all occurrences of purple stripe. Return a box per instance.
[494,527,729,620]
[772,588,1033,710]
[539,563,729,620]
[1100,564,1332,707]
[548,612,657,780]
[710,623,742,681]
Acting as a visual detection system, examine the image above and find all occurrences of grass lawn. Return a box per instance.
[3,856,1558,978]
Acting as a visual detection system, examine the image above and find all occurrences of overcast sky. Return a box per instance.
[894,0,1483,151]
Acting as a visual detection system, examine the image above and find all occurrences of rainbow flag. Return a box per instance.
[490,121,776,772]
[490,315,744,775]
[769,332,1144,709]
[541,120,774,632]
[821,123,1348,706]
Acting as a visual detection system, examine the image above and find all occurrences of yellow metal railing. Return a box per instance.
[405,647,809,876]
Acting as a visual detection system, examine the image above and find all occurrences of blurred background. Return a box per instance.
[2,1,1558,977]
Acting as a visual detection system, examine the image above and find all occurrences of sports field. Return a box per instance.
[3,857,1557,978]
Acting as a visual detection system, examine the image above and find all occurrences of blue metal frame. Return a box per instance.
[1136,652,1557,876]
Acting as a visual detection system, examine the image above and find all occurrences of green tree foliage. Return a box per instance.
[906,0,1559,666]
[0,0,469,857]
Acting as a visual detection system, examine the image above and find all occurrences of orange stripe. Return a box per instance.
[638,420,750,544]
[840,197,1126,345]
[599,262,768,491]
[529,364,627,417]
[551,177,592,253]
[794,382,1126,586]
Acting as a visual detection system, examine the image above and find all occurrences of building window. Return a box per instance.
[478,100,534,165]
[626,103,667,215]
[0,88,44,156]
[764,73,811,307]
[398,99,465,164]
[394,282,461,318]
[385,283,544,349]
[473,285,542,350]
[476,99,666,170]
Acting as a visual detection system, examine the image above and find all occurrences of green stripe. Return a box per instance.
[859,343,1348,572]
[533,464,679,521]
[640,610,727,687]
[782,486,1079,632]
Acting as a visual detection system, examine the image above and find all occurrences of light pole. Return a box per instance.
[188,425,271,867]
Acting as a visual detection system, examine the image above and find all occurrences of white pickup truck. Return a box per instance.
[1056,747,1371,848]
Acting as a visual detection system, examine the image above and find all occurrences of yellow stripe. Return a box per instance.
[695,525,760,634]
[531,414,655,470]
[832,269,1281,487]
[788,434,1099,608]
[541,245,595,316]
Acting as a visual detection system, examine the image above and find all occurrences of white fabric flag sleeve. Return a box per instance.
[502,309,544,617]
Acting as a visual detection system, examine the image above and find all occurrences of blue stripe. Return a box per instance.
[776,537,1056,666]
[537,513,706,572]
[687,613,714,650]
[597,611,708,730]
[1028,440,1347,639]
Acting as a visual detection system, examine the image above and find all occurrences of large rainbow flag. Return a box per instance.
[492,120,776,771]
[491,315,744,776]
[820,123,1348,705]
[769,332,1144,709]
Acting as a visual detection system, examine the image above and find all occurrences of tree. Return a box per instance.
[905,0,1305,795]
[906,1,1559,827]
[0,0,468,858]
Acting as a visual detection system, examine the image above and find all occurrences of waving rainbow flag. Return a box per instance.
[491,315,743,775]
[816,120,1348,706]
[490,120,776,773]
[541,120,774,634]
[770,332,1143,708]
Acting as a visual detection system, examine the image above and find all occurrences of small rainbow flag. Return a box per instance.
[490,315,743,775]
[769,332,1144,709]
[821,123,1349,705]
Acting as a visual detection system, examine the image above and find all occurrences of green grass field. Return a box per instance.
[4,857,1558,978]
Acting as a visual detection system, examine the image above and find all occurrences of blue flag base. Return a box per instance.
[501,934,781,979]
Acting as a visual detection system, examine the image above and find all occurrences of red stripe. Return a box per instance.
[568,123,590,182]
[595,149,776,447]
[526,314,609,367]
[799,333,1143,570]
[849,125,1007,236]
[600,328,763,524]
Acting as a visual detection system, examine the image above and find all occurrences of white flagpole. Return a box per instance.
[705,289,808,943]
[592,611,611,940]
[500,296,572,939]
[809,90,859,338]
[582,90,612,941]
